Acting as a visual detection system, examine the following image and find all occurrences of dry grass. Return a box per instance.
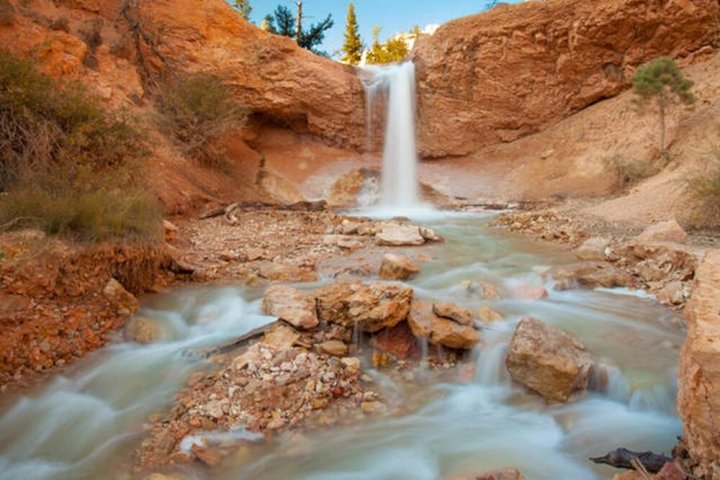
[611,155,660,189]
[687,149,720,228]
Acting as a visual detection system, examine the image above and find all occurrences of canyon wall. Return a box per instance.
[679,250,720,479]
[412,0,720,158]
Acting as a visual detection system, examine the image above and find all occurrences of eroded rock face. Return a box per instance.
[412,0,720,157]
[125,0,365,148]
[262,285,319,330]
[679,251,720,479]
[315,282,413,333]
[506,316,592,403]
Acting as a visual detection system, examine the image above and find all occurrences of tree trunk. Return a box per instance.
[296,0,302,45]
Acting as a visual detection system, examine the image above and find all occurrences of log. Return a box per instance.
[200,200,328,220]
[590,448,672,474]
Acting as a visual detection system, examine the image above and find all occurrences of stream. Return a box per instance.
[0,214,684,480]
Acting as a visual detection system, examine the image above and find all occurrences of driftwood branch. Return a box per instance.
[0,216,40,231]
[590,448,672,474]
[199,200,328,221]
[191,321,279,358]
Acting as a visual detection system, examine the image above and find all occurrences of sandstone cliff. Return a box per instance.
[679,250,720,479]
[412,0,720,158]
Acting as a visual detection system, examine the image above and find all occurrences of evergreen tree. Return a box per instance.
[341,3,363,65]
[231,0,252,20]
[263,2,333,54]
[366,26,409,64]
[633,57,695,156]
[260,14,276,33]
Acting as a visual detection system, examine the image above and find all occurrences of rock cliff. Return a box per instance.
[412,0,720,157]
[679,250,720,479]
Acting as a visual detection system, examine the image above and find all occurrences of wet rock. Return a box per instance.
[375,224,425,246]
[262,285,319,330]
[192,445,222,467]
[432,302,473,326]
[315,282,413,333]
[477,306,504,325]
[636,219,689,244]
[575,237,611,261]
[260,323,301,351]
[408,301,480,350]
[476,469,527,480]
[506,316,593,403]
[371,321,421,360]
[124,316,165,344]
[379,254,420,280]
[657,280,686,306]
[551,262,631,289]
[511,286,549,301]
[419,226,443,243]
[317,340,348,357]
[462,280,501,300]
[103,278,138,315]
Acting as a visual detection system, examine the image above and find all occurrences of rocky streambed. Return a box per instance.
[0,211,691,480]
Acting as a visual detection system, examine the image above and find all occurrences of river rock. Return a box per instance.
[506,316,593,403]
[124,316,165,344]
[636,219,689,244]
[476,469,527,480]
[477,306,504,324]
[314,282,413,333]
[432,301,473,326]
[679,251,720,479]
[371,321,421,360]
[262,285,319,330]
[375,224,425,246]
[317,340,348,357]
[575,237,611,261]
[419,226,443,243]
[379,254,420,280]
[408,301,479,350]
[551,262,632,290]
[511,285,549,301]
[462,280,502,300]
[103,278,139,315]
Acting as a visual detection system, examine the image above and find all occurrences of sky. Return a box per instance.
[244,1,520,56]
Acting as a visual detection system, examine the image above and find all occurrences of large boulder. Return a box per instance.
[412,0,720,157]
[375,224,426,247]
[506,317,593,403]
[679,251,720,479]
[379,254,421,281]
[636,219,689,244]
[262,285,319,330]
[314,282,413,333]
[408,301,480,350]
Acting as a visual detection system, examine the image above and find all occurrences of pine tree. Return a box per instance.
[231,0,252,20]
[633,57,695,156]
[341,3,363,65]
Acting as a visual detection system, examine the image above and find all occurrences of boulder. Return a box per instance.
[506,317,593,403]
[375,224,425,246]
[371,321,421,360]
[408,301,480,350]
[575,237,611,261]
[262,285,319,330]
[679,251,720,479]
[432,301,473,326]
[379,254,421,281]
[419,226,443,243]
[636,219,689,244]
[125,316,165,344]
[103,278,139,315]
[314,282,413,333]
[550,262,631,290]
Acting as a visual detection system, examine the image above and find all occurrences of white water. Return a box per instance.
[0,216,685,479]
[361,62,424,213]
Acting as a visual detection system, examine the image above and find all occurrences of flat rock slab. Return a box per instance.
[375,224,426,246]
[262,285,319,330]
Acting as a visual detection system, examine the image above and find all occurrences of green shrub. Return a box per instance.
[156,73,245,169]
[611,155,659,189]
[0,50,161,242]
[687,150,720,227]
[0,0,15,27]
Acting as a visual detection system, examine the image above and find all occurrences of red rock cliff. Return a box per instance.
[412,0,720,158]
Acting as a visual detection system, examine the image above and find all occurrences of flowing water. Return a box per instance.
[0,214,684,480]
[360,63,422,211]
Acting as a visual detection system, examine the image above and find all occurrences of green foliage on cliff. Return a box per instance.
[262,3,334,54]
[0,50,161,242]
[365,26,409,64]
[633,57,695,156]
[342,3,363,65]
[231,0,252,20]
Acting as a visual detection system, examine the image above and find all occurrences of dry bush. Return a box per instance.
[156,73,246,169]
[0,0,15,26]
[49,16,70,32]
[79,18,103,68]
[687,149,720,228]
[611,155,660,189]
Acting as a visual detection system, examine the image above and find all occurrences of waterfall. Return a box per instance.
[360,62,421,210]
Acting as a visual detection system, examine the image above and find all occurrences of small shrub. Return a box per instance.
[49,16,70,33]
[79,19,103,69]
[687,150,720,227]
[156,73,245,169]
[0,0,15,27]
[612,155,660,189]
